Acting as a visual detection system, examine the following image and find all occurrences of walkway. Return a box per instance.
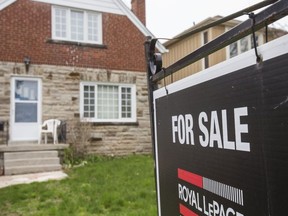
[0,171,68,189]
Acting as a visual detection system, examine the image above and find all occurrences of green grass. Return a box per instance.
[0,155,157,216]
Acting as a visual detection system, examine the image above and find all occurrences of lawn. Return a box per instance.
[0,155,157,216]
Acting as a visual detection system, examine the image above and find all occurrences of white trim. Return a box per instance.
[153,95,161,216]
[33,0,125,15]
[0,0,16,10]
[80,81,137,123]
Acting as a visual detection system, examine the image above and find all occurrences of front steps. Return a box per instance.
[4,151,62,175]
[0,144,69,176]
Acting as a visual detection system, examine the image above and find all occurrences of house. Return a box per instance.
[162,16,286,83]
[0,0,166,175]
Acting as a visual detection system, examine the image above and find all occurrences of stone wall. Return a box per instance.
[0,61,152,155]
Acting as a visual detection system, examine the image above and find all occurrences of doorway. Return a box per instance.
[10,77,42,143]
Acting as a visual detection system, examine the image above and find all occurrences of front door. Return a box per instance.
[10,77,42,142]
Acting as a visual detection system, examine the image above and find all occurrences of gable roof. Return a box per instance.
[0,0,167,53]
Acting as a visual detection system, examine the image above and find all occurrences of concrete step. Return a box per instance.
[4,158,60,167]
[5,164,62,175]
[3,150,62,175]
[4,151,58,160]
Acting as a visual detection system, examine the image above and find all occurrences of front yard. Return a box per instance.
[0,155,157,216]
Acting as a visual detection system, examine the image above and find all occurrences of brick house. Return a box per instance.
[0,0,166,175]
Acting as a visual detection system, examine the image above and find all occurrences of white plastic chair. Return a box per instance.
[38,119,61,144]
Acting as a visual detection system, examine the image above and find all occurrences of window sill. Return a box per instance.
[46,39,107,49]
[92,122,139,126]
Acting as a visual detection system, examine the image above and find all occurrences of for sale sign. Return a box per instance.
[153,35,288,216]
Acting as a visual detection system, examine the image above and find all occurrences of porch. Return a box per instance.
[0,143,69,176]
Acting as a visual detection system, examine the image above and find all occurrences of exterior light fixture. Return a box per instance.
[23,56,31,73]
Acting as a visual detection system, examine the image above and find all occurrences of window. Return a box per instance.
[228,34,263,58]
[52,6,102,44]
[202,31,209,69]
[71,10,84,41]
[80,83,136,122]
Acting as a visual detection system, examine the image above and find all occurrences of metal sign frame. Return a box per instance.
[145,1,288,215]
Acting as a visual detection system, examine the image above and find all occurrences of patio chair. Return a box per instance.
[38,119,61,144]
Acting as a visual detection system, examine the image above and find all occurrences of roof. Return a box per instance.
[164,16,240,47]
[0,0,167,53]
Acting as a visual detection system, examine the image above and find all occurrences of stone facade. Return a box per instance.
[0,61,152,155]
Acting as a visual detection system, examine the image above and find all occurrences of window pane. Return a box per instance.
[240,37,249,53]
[121,87,132,119]
[88,13,99,42]
[15,80,38,101]
[83,85,95,118]
[229,42,238,58]
[54,8,67,38]
[97,85,119,119]
[251,35,259,49]
[71,11,84,41]
[15,103,37,123]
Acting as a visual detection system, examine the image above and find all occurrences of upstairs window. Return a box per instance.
[228,34,263,58]
[52,6,102,44]
[80,82,137,123]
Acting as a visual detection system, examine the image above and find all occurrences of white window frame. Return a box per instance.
[80,82,137,123]
[52,6,103,44]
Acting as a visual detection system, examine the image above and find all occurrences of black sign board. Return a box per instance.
[153,35,288,216]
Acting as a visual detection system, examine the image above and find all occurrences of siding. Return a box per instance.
[210,25,226,67]
[163,32,203,84]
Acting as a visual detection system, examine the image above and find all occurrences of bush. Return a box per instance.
[65,119,93,167]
